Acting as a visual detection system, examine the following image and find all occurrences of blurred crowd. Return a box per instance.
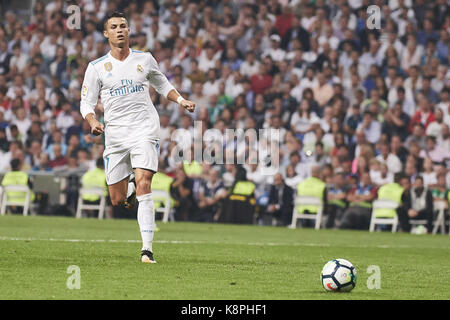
[0,0,449,226]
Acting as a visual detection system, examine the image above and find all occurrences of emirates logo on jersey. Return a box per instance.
[137,64,144,73]
[104,62,112,72]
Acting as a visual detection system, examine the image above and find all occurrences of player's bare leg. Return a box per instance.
[107,177,129,207]
[134,168,156,263]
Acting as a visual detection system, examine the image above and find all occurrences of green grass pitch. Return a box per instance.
[0,215,449,300]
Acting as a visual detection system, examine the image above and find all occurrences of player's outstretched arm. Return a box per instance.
[146,52,195,113]
[167,89,195,113]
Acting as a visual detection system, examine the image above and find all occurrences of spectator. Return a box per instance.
[426,108,446,139]
[46,129,68,160]
[48,143,67,170]
[284,163,302,190]
[312,72,333,110]
[326,172,348,229]
[0,40,12,75]
[267,172,294,226]
[262,34,286,62]
[390,134,409,164]
[405,123,427,150]
[384,103,410,142]
[375,142,403,174]
[339,171,377,230]
[419,76,439,104]
[198,43,219,73]
[371,162,394,186]
[1,158,34,213]
[56,101,74,135]
[409,94,435,135]
[250,63,273,95]
[240,51,260,78]
[32,152,51,172]
[170,164,197,221]
[356,112,381,145]
[419,135,450,165]
[400,175,434,233]
[422,157,438,188]
[290,99,320,138]
[197,167,226,223]
[431,173,449,211]
[9,43,28,74]
[220,165,256,224]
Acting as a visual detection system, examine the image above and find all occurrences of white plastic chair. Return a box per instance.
[369,199,399,233]
[152,190,172,223]
[432,201,447,235]
[0,185,32,216]
[289,196,323,230]
[75,187,106,219]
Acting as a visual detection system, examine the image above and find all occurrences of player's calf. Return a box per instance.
[108,177,130,207]
[110,194,127,207]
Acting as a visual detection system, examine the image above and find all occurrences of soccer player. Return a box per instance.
[80,12,195,263]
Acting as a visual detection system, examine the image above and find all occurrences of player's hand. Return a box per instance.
[90,120,104,136]
[85,114,104,136]
[180,99,195,113]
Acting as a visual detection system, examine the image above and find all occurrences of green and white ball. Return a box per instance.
[321,259,357,292]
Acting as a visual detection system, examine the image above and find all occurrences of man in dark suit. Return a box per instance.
[267,173,294,226]
[399,175,434,233]
[281,16,310,52]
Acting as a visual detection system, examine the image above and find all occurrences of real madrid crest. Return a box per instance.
[104,62,112,72]
[137,64,144,73]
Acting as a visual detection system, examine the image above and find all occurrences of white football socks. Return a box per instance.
[137,193,155,252]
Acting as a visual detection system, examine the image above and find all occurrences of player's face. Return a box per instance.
[104,17,129,48]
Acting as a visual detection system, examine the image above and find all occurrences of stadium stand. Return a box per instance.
[0,0,448,232]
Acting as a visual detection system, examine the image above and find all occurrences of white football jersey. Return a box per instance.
[80,48,175,149]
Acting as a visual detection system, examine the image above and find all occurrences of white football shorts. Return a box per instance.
[103,139,160,185]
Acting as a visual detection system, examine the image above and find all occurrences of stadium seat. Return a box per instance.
[369,199,399,233]
[0,185,32,216]
[152,190,173,223]
[289,196,323,230]
[75,187,106,219]
[432,201,447,235]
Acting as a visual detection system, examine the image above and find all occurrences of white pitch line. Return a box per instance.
[0,236,449,250]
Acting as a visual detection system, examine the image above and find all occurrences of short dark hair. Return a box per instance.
[96,157,104,168]
[10,159,21,171]
[394,172,403,183]
[104,12,127,30]
[289,152,300,159]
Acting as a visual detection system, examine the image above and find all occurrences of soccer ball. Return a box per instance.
[321,258,357,292]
